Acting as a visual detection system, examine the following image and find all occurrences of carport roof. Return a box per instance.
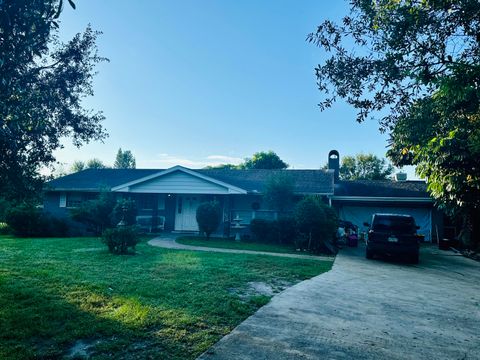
[334,180,429,198]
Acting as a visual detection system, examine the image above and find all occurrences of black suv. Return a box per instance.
[364,214,420,264]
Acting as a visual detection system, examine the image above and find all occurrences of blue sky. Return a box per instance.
[55,1,415,177]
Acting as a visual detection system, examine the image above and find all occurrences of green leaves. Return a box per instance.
[339,153,394,180]
[0,2,107,200]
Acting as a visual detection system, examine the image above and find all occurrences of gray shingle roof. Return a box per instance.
[46,168,335,194]
[333,180,429,198]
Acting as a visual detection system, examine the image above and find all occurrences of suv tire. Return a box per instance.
[366,248,374,259]
[410,252,419,264]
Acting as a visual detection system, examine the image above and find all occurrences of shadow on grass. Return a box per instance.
[0,271,213,360]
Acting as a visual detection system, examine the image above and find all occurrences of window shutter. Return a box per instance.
[59,193,67,208]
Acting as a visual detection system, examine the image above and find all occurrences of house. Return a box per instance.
[44,165,334,235]
[44,151,445,241]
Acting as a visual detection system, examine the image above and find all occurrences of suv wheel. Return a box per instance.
[410,252,419,264]
[366,248,374,259]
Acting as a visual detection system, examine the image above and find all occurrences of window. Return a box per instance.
[138,195,154,210]
[157,194,165,210]
[66,193,83,208]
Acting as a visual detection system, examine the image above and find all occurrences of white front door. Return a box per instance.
[175,195,200,231]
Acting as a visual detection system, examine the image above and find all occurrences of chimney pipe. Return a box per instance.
[328,150,340,182]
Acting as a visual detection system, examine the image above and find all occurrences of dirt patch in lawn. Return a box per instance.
[66,338,103,358]
[230,279,297,301]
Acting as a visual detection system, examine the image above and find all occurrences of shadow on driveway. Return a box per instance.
[199,245,480,359]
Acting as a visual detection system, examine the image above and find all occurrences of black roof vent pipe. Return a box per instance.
[328,150,340,183]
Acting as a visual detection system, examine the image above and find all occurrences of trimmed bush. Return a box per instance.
[102,226,139,254]
[5,203,42,237]
[250,219,271,241]
[196,201,221,239]
[5,203,69,237]
[275,217,297,244]
[250,217,297,245]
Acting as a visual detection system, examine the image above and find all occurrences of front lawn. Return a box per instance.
[0,236,332,359]
[176,236,303,254]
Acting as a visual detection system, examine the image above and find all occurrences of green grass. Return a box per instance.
[176,236,309,255]
[0,235,332,359]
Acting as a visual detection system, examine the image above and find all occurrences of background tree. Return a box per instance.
[339,154,394,181]
[203,151,288,170]
[196,201,221,240]
[0,0,107,201]
[264,172,295,212]
[240,151,288,170]
[114,148,136,169]
[86,158,107,169]
[308,0,480,247]
[71,160,85,173]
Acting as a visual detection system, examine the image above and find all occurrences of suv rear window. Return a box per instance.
[372,216,416,233]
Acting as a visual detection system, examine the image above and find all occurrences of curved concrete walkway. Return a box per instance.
[148,236,333,261]
[198,245,480,360]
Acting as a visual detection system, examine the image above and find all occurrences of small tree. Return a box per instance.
[264,172,295,212]
[196,201,221,240]
[112,198,137,226]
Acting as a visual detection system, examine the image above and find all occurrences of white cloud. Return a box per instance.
[138,153,243,169]
[206,155,243,164]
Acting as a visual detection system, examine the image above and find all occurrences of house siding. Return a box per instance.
[128,171,231,194]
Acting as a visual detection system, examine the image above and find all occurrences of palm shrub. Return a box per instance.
[196,201,221,240]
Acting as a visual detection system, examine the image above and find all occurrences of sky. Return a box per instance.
[55,0,416,178]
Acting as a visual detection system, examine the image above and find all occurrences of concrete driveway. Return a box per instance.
[199,245,480,360]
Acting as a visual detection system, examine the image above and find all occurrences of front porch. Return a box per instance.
[122,192,284,236]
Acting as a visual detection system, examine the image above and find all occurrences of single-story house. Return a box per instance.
[44,165,334,235]
[44,150,446,241]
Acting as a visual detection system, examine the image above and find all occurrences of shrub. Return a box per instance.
[4,203,69,237]
[102,226,139,254]
[275,217,297,244]
[250,219,271,241]
[5,203,42,237]
[294,196,338,252]
[0,222,11,235]
[42,215,69,237]
[250,217,296,244]
[196,201,221,239]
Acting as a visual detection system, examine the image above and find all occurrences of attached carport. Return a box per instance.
[331,180,440,242]
[335,200,433,241]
